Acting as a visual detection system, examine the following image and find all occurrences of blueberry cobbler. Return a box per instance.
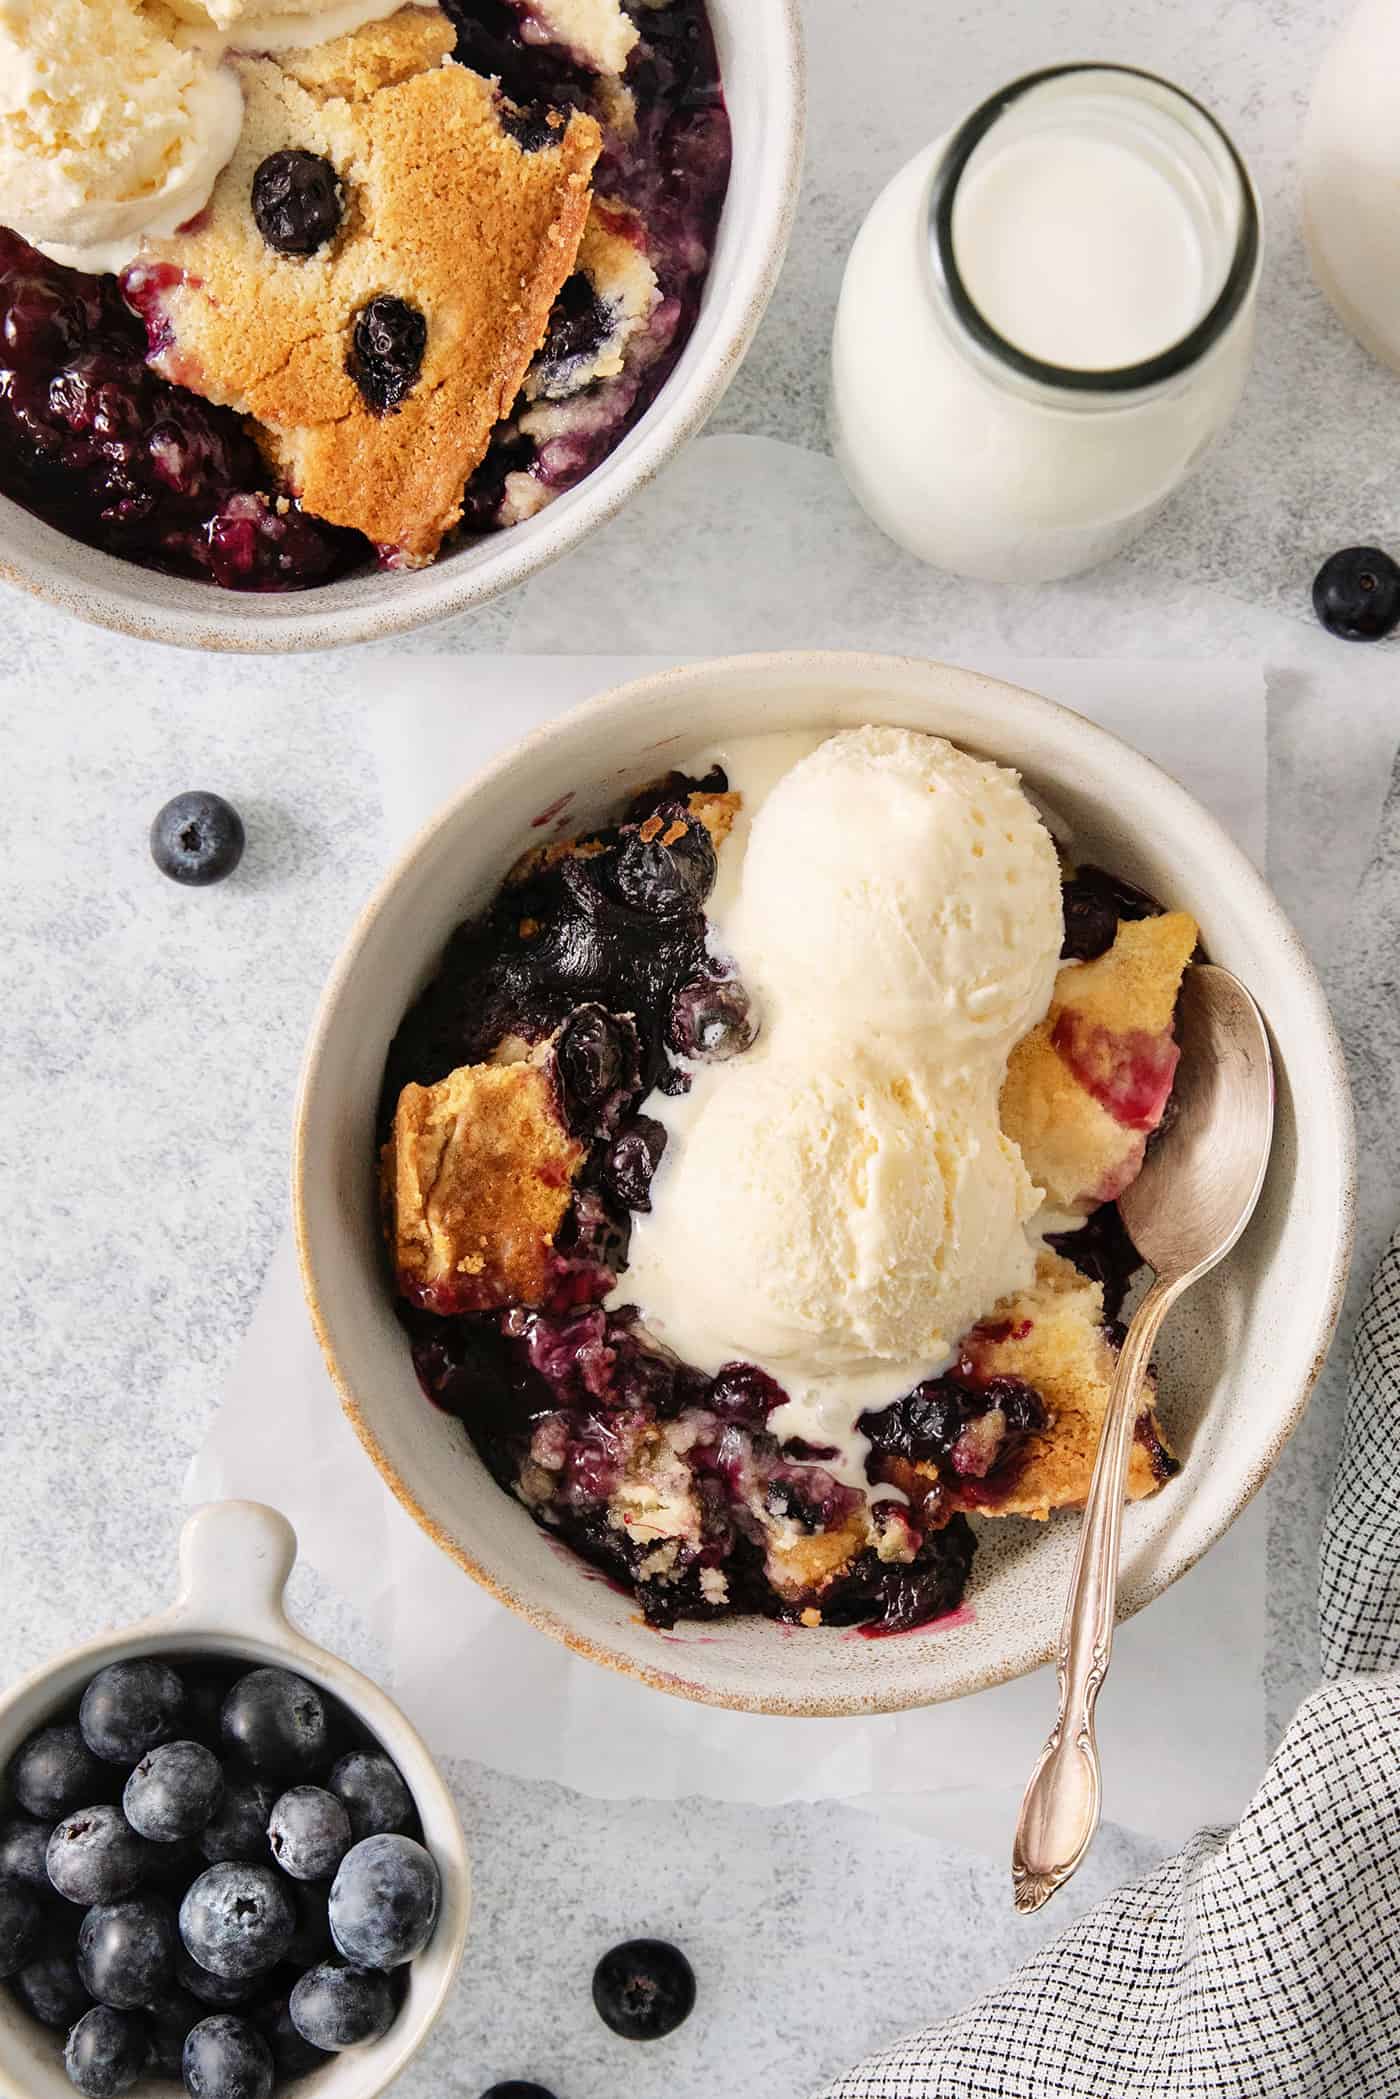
[378,727,1190,1636]
[0,0,729,588]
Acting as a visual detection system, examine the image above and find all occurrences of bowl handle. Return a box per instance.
[169,1502,298,1640]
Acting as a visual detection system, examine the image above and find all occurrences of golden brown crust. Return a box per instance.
[136,9,601,561]
[962,1251,1174,1519]
[1001,913,1198,1212]
[383,1055,584,1311]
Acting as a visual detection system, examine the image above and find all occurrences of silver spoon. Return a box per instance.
[1010,962,1275,1914]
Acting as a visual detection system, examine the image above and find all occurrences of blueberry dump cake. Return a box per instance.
[378,728,1189,1637]
[0,0,730,587]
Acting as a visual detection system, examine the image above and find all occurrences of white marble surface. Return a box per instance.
[3,1,1399,2094]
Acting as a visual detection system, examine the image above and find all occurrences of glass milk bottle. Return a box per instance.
[830,65,1262,583]
[1303,0,1400,373]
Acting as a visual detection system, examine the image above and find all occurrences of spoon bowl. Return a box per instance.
[1012,962,1275,1911]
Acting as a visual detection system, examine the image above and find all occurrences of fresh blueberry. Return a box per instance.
[220,1670,328,1782]
[481,2088,559,2099]
[602,1115,667,1211]
[348,295,427,412]
[63,2005,148,2097]
[149,793,246,888]
[328,1833,439,1970]
[9,1724,111,1819]
[183,2013,274,2099]
[198,1778,276,1866]
[612,805,716,916]
[667,978,756,1062]
[80,1660,187,1765]
[267,1786,351,1882]
[123,1741,224,1844]
[175,1943,258,2009]
[1312,546,1400,641]
[13,1947,92,2028]
[47,1807,153,1906]
[592,1939,696,2041]
[327,1753,412,1844]
[284,1879,332,1966]
[178,1864,294,1981]
[77,1896,177,2009]
[143,1984,204,2077]
[249,1991,330,2077]
[0,1875,45,1977]
[251,149,343,256]
[288,1961,395,2050]
[0,1814,54,1888]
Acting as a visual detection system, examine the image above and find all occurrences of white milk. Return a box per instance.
[830,67,1260,583]
[1303,0,1400,374]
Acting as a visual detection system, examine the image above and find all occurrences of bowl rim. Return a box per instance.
[293,648,1357,1715]
[0,0,806,655]
[0,1500,470,2099]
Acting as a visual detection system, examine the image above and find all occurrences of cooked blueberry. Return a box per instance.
[284,1879,332,1966]
[498,101,562,152]
[251,149,343,256]
[0,1814,54,1888]
[288,1960,395,2050]
[1312,545,1400,641]
[123,1741,223,1844]
[667,977,756,1061]
[532,271,614,396]
[183,2013,274,2099]
[220,1670,328,1782]
[611,805,716,915]
[81,1660,187,1765]
[327,1753,412,1844]
[0,1875,45,1977]
[348,295,427,412]
[10,1724,110,1820]
[148,792,246,887]
[179,1864,294,1981]
[328,1833,439,1969]
[14,1947,92,2028]
[554,1005,638,1133]
[603,1114,667,1210]
[198,1778,276,1866]
[64,2005,147,2096]
[175,1944,258,2009]
[78,1896,177,2009]
[592,1938,696,2041]
[249,1992,330,2077]
[266,1786,350,1882]
[1059,863,1162,963]
[143,1984,204,2077]
[47,1807,153,1906]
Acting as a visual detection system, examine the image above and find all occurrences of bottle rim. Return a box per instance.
[927,62,1261,395]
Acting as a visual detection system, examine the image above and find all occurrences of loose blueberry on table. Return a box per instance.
[1,1656,438,2096]
[150,795,245,889]
[1312,545,1400,641]
[378,769,1181,1637]
[592,1938,697,2042]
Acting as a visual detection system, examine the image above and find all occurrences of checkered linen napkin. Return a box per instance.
[819,1237,1400,2099]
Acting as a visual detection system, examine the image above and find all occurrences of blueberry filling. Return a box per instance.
[386,793,1162,1635]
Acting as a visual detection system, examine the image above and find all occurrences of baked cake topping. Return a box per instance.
[1001,909,1198,1214]
[127,8,603,562]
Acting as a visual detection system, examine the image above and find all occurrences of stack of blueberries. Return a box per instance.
[0,1658,441,2099]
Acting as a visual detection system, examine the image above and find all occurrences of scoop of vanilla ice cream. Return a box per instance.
[0,0,244,273]
[162,0,409,50]
[727,726,1064,1078]
[620,1050,1041,1404]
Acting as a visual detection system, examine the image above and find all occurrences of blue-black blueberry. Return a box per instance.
[328,1833,439,1969]
[80,1661,186,1766]
[123,1741,224,1844]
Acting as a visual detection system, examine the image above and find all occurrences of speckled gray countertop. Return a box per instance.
[2,1,1398,2093]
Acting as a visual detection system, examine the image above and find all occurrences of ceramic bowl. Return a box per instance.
[0,0,804,654]
[294,650,1355,1716]
[0,1500,469,2099]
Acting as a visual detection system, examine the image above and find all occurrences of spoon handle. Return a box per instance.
[1010,1272,1178,1913]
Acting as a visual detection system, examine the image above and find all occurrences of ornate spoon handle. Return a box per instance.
[1010,1272,1179,1913]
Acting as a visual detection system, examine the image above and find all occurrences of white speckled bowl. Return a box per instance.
[0,1501,469,2099]
[0,0,803,654]
[294,651,1355,1716]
